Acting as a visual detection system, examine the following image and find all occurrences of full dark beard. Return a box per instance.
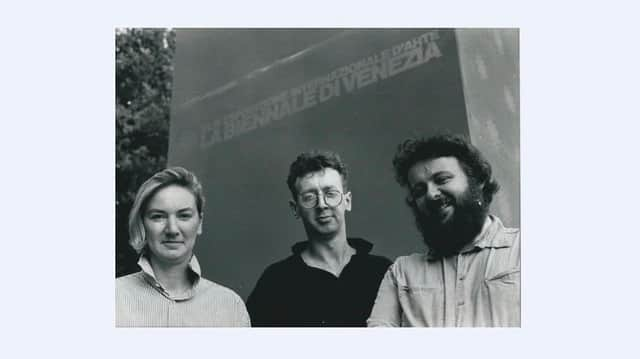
[412,185,488,258]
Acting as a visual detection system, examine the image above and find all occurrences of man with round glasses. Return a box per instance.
[247,150,391,326]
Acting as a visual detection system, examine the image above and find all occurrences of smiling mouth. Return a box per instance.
[424,198,453,219]
[429,197,451,210]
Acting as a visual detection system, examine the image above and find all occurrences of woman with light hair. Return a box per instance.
[116,167,250,327]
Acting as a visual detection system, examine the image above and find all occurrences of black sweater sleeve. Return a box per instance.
[246,265,279,327]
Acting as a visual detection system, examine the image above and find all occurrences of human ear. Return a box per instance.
[405,195,417,209]
[344,192,352,212]
[289,200,299,219]
[197,212,204,235]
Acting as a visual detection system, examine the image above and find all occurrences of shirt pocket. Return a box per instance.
[398,285,443,327]
[486,268,520,284]
[483,268,520,326]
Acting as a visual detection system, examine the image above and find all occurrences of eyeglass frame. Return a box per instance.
[295,189,348,209]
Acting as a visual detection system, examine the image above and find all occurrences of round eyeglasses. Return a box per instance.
[298,190,344,209]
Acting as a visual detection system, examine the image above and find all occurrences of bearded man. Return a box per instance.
[367,134,520,327]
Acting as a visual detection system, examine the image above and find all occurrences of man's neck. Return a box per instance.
[302,233,355,277]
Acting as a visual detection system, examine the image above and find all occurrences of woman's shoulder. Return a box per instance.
[197,277,244,303]
[115,271,150,300]
[115,271,144,287]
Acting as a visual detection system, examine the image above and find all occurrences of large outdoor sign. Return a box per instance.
[195,31,443,148]
[168,29,518,299]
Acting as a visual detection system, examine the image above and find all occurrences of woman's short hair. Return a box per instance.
[127,167,205,254]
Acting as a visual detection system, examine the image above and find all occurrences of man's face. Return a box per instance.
[143,184,203,265]
[407,156,487,256]
[291,168,352,238]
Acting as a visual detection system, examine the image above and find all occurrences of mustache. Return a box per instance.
[410,187,487,257]
[420,195,454,215]
[427,196,451,207]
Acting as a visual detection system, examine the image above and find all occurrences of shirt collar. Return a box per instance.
[468,215,512,250]
[291,237,374,255]
[426,215,511,261]
[137,254,202,301]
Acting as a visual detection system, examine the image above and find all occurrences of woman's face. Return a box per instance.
[143,184,202,266]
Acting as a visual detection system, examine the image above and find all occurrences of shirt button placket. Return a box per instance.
[455,255,465,325]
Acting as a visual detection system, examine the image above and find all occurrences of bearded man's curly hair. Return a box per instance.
[392,134,499,205]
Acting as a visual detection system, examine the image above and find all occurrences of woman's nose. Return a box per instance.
[165,216,179,235]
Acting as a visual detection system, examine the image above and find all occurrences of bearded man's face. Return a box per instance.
[406,157,488,257]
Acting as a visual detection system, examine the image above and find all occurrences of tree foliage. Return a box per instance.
[116,28,175,276]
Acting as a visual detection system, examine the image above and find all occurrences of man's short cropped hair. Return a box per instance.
[127,166,205,254]
[286,150,349,197]
[392,134,499,205]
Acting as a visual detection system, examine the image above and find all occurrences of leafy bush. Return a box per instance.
[116,28,175,276]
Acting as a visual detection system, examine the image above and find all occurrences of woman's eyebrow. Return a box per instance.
[145,208,165,213]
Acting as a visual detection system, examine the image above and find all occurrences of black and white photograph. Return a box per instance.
[115,28,520,327]
[5,0,639,358]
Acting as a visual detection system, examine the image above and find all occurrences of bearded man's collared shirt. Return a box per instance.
[116,255,250,327]
[367,215,520,327]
